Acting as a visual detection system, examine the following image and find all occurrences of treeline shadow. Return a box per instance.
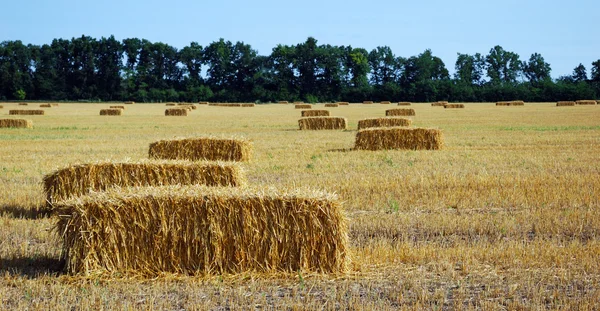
[0,204,52,219]
[0,256,64,278]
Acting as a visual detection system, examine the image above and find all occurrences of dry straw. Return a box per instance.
[9,110,45,115]
[295,104,312,109]
[397,102,411,106]
[166,103,176,106]
[109,106,125,110]
[576,100,597,105]
[165,108,188,116]
[55,185,349,276]
[278,101,289,104]
[557,101,576,106]
[0,119,32,128]
[355,127,443,150]
[357,117,412,130]
[298,117,347,130]
[51,104,59,107]
[301,110,330,117]
[99,109,123,116]
[338,102,349,105]
[496,100,525,106]
[380,101,391,104]
[149,137,252,162]
[241,103,255,107]
[324,103,339,107]
[0,105,3,109]
[40,104,52,108]
[199,101,209,105]
[178,103,197,109]
[362,101,373,104]
[18,103,28,106]
[124,101,135,104]
[43,160,245,205]
[386,108,416,116]
[444,104,465,108]
[431,102,445,107]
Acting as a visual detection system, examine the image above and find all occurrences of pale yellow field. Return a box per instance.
[1,102,599,310]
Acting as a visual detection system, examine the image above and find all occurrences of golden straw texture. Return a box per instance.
[301,110,330,117]
[0,119,32,128]
[165,108,188,116]
[355,127,443,150]
[357,117,412,130]
[298,117,347,130]
[148,137,252,162]
[9,110,44,115]
[99,109,123,116]
[385,108,416,116]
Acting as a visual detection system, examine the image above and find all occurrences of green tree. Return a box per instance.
[454,53,485,85]
[485,45,521,84]
[591,60,600,82]
[368,46,397,85]
[522,53,551,84]
[572,63,587,82]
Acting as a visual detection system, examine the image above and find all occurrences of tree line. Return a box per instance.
[1,35,599,103]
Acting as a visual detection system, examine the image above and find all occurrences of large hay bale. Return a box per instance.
[557,101,576,106]
[301,110,330,117]
[444,104,465,108]
[149,137,252,162]
[99,109,123,116]
[40,104,52,108]
[295,104,312,109]
[298,117,347,130]
[55,185,349,276]
[165,108,188,116]
[380,101,391,104]
[43,160,245,205]
[576,100,597,105]
[385,108,416,116]
[324,103,339,108]
[9,110,45,115]
[362,101,373,104]
[0,119,33,128]
[397,102,411,106]
[357,117,412,130]
[355,127,443,150]
[109,106,125,110]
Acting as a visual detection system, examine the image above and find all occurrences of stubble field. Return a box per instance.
[0,102,599,310]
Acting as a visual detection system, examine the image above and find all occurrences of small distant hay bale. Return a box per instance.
[99,109,123,116]
[355,127,443,151]
[324,103,339,108]
[166,103,176,106]
[0,119,33,128]
[357,117,411,130]
[241,103,255,107]
[431,102,445,107]
[55,185,348,276]
[109,106,125,110]
[40,104,52,108]
[444,104,465,109]
[301,110,330,117]
[43,160,245,205]
[556,101,576,106]
[0,105,4,109]
[386,108,415,116]
[198,101,209,105]
[437,101,449,105]
[338,102,349,106]
[149,137,252,162]
[18,103,28,106]
[278,101,289,104]
[9,110,45,115]
[576,100,597,105]
[124,101,135,104]
[165,108,188,116]
[362,101,373,104]
[298,117,347,130]
[293,101,304,104]
[397,102,411,106]
[496,100,524,106]
[178,103,197,109]
[295,104,312,109]
[380,101,391,104]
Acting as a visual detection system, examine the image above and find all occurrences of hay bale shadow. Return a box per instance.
[327,148,353,153]
[0,256,64,278]
[0,204,52,219]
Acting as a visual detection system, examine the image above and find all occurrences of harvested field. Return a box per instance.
[301,110,330,117]
[149,137,252,162]
[354,127,443,150]
[0,118,32,128]
[99,109,122,116]
[298,117,347,130]
[9,110,45,115]
[357,117,412,130]
[385,108,416,116]
[43,160,245,205]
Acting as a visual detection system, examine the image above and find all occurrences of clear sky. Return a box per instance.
[1,0,597,78]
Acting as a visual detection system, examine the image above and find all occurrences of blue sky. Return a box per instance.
[1,0,597,78]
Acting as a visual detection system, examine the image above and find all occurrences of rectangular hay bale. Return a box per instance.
[338,102,349,105]
[385,108,416,116]
[355,127,443,150]
[55,185,349,276]
[324,103,339,107]
[397,102,411,106]
[576,100,597,105]
[380,101,391,104]
[109,105,125,110]
[298,117,347,130]
[301,110,330,117]
[43,160,245,205]
[9,110,45,115]
[99,109,123,116]
[556,101,576,106]
[0,119,33,128]
[295,104,312,109]
[165,108,188,116]
[357,117,412,130]
[149,137,252,162]
[444,104,465,108]
[362,101,373,104]
[40,104,52,108]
